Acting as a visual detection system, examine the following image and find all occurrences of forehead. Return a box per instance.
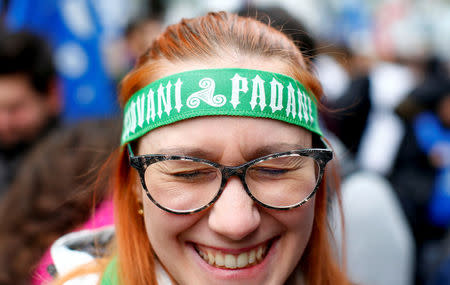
[0,75,37,106]
[138,116,312,161]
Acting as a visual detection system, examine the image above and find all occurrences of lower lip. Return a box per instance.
[188,238,279,280]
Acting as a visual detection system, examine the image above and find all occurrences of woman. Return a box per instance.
[53,11,351,285]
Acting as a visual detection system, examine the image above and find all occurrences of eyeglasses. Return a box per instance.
[128,138,332,214]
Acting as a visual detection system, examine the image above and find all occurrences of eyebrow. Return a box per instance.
[247,143,310,160]
[155,142,309,161]
[153,147,218,160]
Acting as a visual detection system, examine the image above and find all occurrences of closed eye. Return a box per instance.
[253,167,289,175]
[170,169,218,181]
[173,170,207,178]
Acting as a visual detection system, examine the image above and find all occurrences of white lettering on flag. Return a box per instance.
[146,89,155,123]
[286,83,296,118]
[157,82,172,118]
[307,96,314,124]
[269,78,283,113]
[136,93,145,127]
[250,75,266,111]
[297,89,309,124]
[174,78,183,112]
[230,73,248,109]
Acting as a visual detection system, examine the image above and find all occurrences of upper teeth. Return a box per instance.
[197,244,268,269]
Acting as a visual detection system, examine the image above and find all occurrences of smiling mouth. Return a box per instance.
[193,239,274,270]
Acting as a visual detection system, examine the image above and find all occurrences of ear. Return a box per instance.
[46,78,63,116]
[134,182,145,213]
[131,170,144,204]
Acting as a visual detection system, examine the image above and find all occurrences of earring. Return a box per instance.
[137,200,144,216]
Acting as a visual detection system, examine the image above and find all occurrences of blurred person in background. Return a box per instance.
[124,17,163,68]
[111,1,165,83]
[393,57,450,284]
[416,91,450,228]
[0,30,61,194]
[0,118,120,285]
[2,0,123,121]
[2,0,164,122]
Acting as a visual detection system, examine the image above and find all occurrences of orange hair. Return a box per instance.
[114,11,351,285]
[55,11,351,285]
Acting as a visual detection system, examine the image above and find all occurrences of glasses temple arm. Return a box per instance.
[320,137,332,151]
[127,143,135,157]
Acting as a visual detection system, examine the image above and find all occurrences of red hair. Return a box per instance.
[113,11,350,285]
[56,11,350,285]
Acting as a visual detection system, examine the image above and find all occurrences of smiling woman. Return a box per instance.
[52,11,351,285]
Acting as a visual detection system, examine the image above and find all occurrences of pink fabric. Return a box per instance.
[31,198,114,285]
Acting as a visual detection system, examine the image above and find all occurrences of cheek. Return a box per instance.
[276,197,315,234]
[271,197,316,259]
[14,102,46,129]
[142,195,202,255]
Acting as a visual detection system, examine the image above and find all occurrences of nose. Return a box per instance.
[208,177,261,240]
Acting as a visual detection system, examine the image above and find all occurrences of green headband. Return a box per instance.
[121,68,322,145]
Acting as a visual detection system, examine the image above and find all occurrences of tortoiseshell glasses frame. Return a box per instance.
[128,137,332,215]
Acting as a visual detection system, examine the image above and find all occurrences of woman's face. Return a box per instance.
[137,115,315,285]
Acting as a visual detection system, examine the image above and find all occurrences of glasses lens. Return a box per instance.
[144,160,221,212]
[246,154,319,208]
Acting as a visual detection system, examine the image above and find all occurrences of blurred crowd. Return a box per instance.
[0,0,449,284]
